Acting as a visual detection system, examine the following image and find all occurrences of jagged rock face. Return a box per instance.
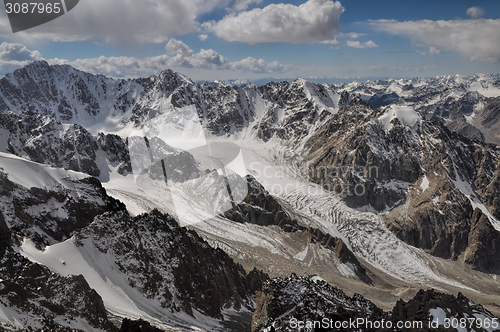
[0,110,100,176]
[368,92,400,110]
[126,135,201,184]
[336,74,500,143]
[482,97,500,129]
[257,80,320,142]
[97,133,132,175]
[463,208,500,274]
[418,91,486,142]
[1,63,500,295]
[252,275,499,332]
[386,124,500,262]
[0,61,108,120]
[0,167,125,245]
[76,209,268,319]
[479,97,500,144]
[145,137,200,183]
[303,105,422,212]
[391,289,498,332]
[224,175,294,228]
[0,63,498,149]
[0,62,344,146]
[251,274,383,332]
[301,103,500,264]
[0,110,132,178]
[198,84,256,135]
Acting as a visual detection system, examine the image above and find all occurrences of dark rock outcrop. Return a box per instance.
[119,319,164,332]
[392,289,498,332]
[0,110,134,178]
[463,208,500,274]
[368,92,400,110]
[252,274,499,332]
[302,102,500,269]
[224,175,295,228]
[252,274,383,332]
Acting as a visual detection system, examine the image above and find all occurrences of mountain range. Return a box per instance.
[0,61,499,331]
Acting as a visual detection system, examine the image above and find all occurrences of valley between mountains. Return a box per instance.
[0,61,499,331]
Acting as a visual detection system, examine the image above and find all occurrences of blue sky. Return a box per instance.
[0,0,499,81]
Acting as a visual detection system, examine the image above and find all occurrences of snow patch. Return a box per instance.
[293,246,308,261]
[469,82,500,98]
[420,175,429,192]
[429,308,448,327]
[0,152,88,189]
[378,105,420,132]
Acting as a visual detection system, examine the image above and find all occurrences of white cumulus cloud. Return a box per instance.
[204,0,344,45]
[466,7,484,19]
[369,19,500,63]
[233,0,263,12]
[346,40,377,49]
[0,40,292,78]
[166,39,194,57]
[0,42,43,62]
[229,57,292,73]
[0,42,43,74]
[48,39,291,77]
[429,46,440,55]
[336,32,366,39]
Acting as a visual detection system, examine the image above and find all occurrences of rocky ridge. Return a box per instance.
[252,274,499,332]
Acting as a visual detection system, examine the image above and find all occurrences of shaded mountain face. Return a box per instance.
[252,274,382,332]
[368,92,400,110]
[0,110,132,178]
[0,62,498,145]
[0,61,352,146]
[75,209,268,319]
[0,154,125,246]
[252,274,499,332]
[339,74,500,144]
[0,144,267,330]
